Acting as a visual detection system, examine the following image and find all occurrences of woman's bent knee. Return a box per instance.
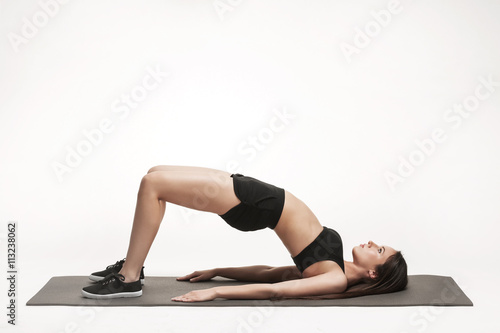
[138,172,162,195]
[147,166,166,174]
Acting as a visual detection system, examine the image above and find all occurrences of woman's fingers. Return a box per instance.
[176,272,203,282]
[176,272,198,281]
[171,288,217,302]
[176,270,214,282]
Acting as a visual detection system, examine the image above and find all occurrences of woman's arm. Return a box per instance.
[216,272,345,301]
[214,283,275,300]
[265,265,302,282]
[171,283,275,302]
[171,272,346,302]
[217,265,302,282]
[216,265,302,282]
[217,265,273,282]
[176,265,273,283]
[273,272,347,299]
[177,265,301,283]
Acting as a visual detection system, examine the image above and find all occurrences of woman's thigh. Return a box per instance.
[141,166,240,215]
[147,165,222,174]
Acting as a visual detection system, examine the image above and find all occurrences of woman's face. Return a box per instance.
[352,240,397,271]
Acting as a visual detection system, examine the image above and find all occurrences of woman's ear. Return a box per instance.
[368,270,378,280]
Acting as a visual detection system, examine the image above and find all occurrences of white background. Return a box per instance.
[1,0,499,332]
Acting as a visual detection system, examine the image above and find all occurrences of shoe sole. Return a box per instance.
[89,275,145,285]
[81,289,143,299]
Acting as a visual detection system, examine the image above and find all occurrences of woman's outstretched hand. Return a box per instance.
[171,288,217,302]
[173,269,218,302]
[176,269,217,282]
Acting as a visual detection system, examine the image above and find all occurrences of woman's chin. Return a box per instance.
[352,246,360,258]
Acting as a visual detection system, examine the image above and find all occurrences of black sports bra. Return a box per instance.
[292,226,345,273]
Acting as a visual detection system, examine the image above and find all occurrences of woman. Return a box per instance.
[81,165,408,302]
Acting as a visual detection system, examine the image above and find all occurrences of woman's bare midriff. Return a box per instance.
[272,190,344,277]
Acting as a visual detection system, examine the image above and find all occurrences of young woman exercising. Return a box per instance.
[81,165,408,302]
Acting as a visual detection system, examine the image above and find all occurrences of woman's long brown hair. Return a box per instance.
[275,251,408,300]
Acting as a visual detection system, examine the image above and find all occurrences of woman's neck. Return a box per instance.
[343,261,366,287]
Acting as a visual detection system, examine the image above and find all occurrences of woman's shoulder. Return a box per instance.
[330,270,348,293]
[302,263,348,292]
[322,265,348,293]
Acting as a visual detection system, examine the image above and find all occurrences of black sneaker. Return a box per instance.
[81,273,142,299]
[89,259,145,285]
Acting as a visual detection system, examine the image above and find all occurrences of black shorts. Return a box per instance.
[218,173,285,232]
[292,226,345,273]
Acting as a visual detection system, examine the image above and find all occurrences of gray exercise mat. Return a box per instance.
[26,275,472,307]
